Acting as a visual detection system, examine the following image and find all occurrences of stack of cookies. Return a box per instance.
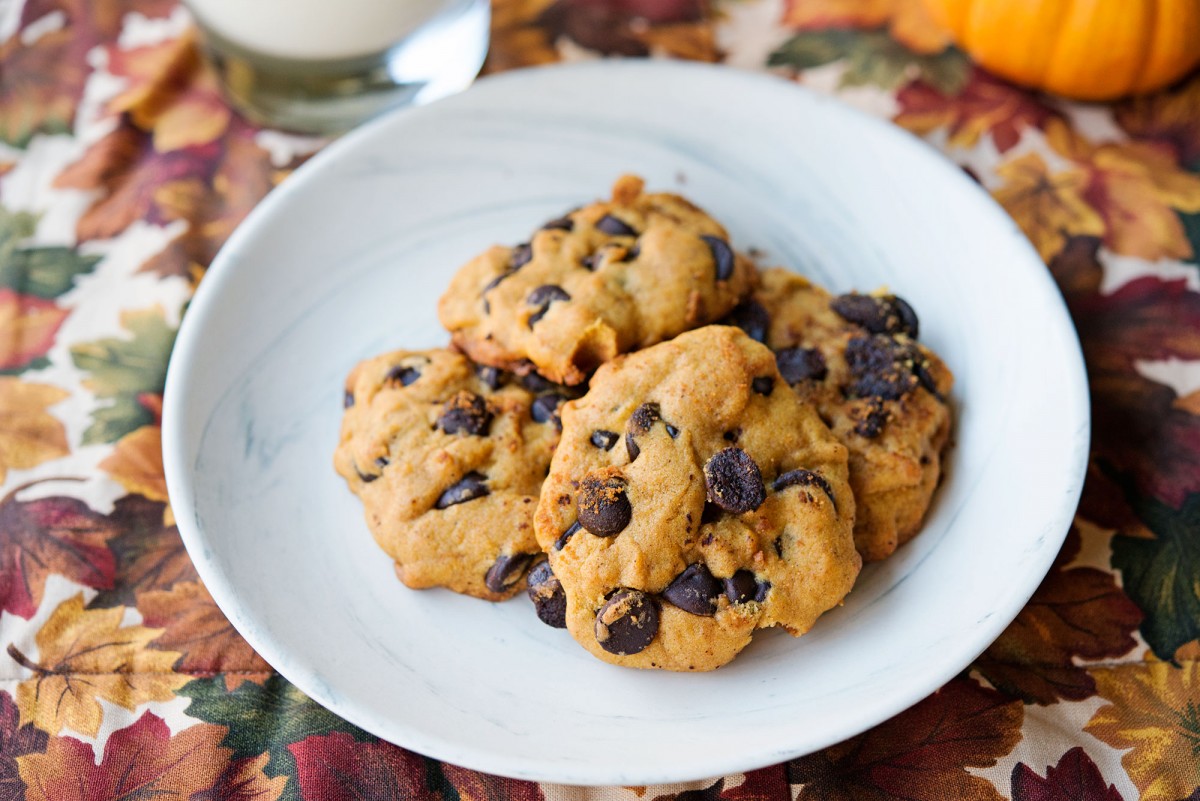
[334,175,953,671]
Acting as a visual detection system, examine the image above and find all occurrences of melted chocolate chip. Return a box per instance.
[510,242,533,270]
[595,589,658,655]
[596,214,637,237]
[531,393,567,429]
[435,472,489,509]
[722,300,770,344]
[591,430,619,450]
[700,501,722,525]
[724,570,770,604]
[527,285,571,328]
[704,447,766,513]
[343,390,355,408]
[385,365,421,387]
[831,293,919,338]
[542,216,574,232]
[625,402,661,462]
[751,376,775,396]
[773,469,835,507]
[354,465,379,483]
[577,473,632,537]
[485,552,535,594]
[475,364,504,391]
[700,235,734,281]
[520,371,557,393]
[437,391,492,436]
[554,520,581,551]
[852,397,890,438]
[776,347,827,384]
[844,335,919,401]
[662,563,722,616]
[526,560,567,627]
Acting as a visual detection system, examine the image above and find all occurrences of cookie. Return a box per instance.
[728,267,953,562]
[438,175,758,386]
[533,326,860,671]
[335,348,574,600]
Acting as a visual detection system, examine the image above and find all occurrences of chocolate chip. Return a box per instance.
[577,472,632,537]
[852,397,890,438]
[597,214,637,237]
[722,300,770,343]
[595,589,658,655]
[591,430,619,450]
[625,402,662,462]
[893,296,919,339]
[485,552,535,594]
[914,358,941,398]
[722,429,741,443]
[773,536,784,558]
[700,501,722,525]
[700,235,734,281]
[526,560,567,627]
[475,364,504,391]
[844,335,918,401]
[435,472,489,509]
[704,447,766,513]
[662,563,722,616]
[542,216,574,232]
[831,293,919,338]
[751,376,775,396]
[665,423,680,438]
[374,456,390,469]
[527,285,571,328]
[554,520,581,550]
[620,243,640,262]
[776,347,827,384]
[520,371,557,393]
[510,242,533,270]
[581,254,598,271]
[438,391,492,436]
[343,390,355,408]
[773,468,835,507]
[354,465,379,483]
[481,269,515,297]
[724,570,770,604]
[531,393,567,429]
[385,365,421,387]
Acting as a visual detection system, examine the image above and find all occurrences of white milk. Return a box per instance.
[186,0,451,61]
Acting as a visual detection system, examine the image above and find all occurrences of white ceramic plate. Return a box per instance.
[163,61,1088,786]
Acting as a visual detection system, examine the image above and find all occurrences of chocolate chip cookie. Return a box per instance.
[335,348,574,600]
[728,267,953,562]
[533,326,861,671]
[438,175,758,386]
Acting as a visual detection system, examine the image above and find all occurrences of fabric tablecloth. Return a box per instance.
[3,0,1200,798]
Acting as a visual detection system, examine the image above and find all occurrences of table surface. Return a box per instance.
[3,0,1200,799]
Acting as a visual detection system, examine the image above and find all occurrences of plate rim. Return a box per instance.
[162,59,1090,785]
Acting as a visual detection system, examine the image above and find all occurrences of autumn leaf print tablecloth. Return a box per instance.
[3,0,1200,798]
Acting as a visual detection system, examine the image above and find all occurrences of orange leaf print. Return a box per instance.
[17,711,231,801]
[895,68,1058,153]
[193,754,288,801]
[0,378,68,485]
[106,31,232,152]
[0,290,68,371]
[780,0,950,54]
[54,124,220,241]
[99,425,167,505]
[138,580,272,689]
[1047,120,1200,262]
[992,152,1106,263]
[1115,72,1200,169]
[1086,660,1200,801]
[11,594,188,736]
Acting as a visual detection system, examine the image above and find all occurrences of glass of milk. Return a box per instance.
[185,0,489,133]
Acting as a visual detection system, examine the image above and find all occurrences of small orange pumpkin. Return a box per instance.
[921,0,1200,100]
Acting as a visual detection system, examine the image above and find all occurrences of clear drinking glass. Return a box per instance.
[184,0,490,134]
